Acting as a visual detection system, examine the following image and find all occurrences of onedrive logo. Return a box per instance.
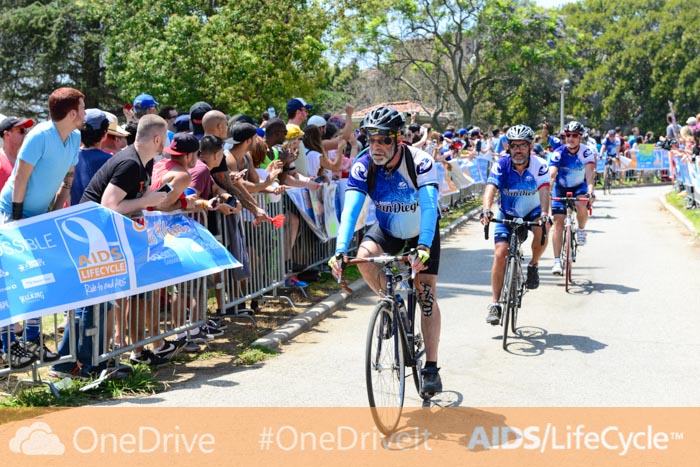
[9,422,65,455]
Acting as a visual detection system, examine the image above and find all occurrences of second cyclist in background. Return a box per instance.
[549,121,596,276]
[481,124,551,325]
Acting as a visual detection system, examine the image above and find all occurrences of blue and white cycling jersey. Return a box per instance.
[601,137,619,156]
[550,144,596,189]
[487,155,550,218]
[548,135,564,151]
[346,146,439,239]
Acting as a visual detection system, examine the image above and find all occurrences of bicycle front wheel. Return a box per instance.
[502,256,517,350]
[564,226,573,292]
[366,300,405,435]
[409,304,426,397]
[511,258,521,334]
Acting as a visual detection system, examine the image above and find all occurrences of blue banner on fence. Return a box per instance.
[0,203,239,328]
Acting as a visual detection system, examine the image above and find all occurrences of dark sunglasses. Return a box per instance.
[510,142,530,150]
[14,127,26,135]
[565,132,581,138]
[368,136,393,145]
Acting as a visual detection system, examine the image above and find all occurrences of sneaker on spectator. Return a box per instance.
[25,337,60,362]
[153,340,179,360]
[576,229,587,246]
[189,328,214,341]
[201,324,224,338]
[285,275,308,287]
[129,349,169,366]
[4,342,36,369]
[182,340,201,353]
[207,318,227,331]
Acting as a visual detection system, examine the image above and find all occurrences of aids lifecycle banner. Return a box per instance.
[0,202,240,328]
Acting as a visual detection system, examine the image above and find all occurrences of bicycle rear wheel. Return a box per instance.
[409,304,426,398]
[501,256,516,350]
[366,300,405,435]
[604,167,612,195]
[564,226,573,292]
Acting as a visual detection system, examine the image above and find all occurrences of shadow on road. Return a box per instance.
[568,279,639,295]
[499,326,607,356]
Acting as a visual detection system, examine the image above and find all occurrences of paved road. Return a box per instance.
[111,185,700,407]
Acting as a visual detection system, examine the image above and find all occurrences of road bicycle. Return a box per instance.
[602,156,616,195]
[338,250,427,435]
[551,193,592,292]
[484,217,545,350]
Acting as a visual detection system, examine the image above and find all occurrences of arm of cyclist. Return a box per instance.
[411,184,439,273]
[480,183,497,225]
[538,184,551,226]
[585,162,596,205]
[329,189,366,279]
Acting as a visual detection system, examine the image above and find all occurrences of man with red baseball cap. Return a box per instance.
[0,116,34,190]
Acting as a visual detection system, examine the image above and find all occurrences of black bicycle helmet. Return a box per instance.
[505,124,535,143]
[360,106,405,134]
[564,120,585,134]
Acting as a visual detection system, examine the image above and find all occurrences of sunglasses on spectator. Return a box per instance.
[565,132,581,138]
[13,127,26,135]
[368,136,393,145]
[510,142,530,150]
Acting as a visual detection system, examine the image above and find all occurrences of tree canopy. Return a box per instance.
[1,0,700,136]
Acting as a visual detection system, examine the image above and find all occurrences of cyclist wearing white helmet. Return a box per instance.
[480,124,551,325]
[550,121,596,275]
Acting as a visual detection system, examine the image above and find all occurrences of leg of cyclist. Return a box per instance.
[551,195,566,275]
[415,272,442,393]
[356,240,386,295]
[411,222,442,393]
[527,224,548,289]
[576,199,590,245]
[486,235,508,325]
[551,214,565,273]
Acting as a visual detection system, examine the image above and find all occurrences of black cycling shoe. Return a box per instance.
[421,366,442,396]
[526,264,539,289]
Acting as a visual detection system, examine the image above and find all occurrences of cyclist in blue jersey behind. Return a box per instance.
[550,121,596,275]
[599,129,621,178]
[480,124,550,325]
[329,106,444,394]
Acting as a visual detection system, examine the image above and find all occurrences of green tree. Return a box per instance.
[0,0,113,117]
[102,0,331,117]
[334,0,576,129]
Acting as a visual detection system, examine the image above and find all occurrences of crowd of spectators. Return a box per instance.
[1,89,683,374]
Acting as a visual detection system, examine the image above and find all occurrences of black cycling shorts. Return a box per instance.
[361,219,441,275]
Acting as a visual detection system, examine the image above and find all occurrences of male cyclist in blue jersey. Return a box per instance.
[329,106,443,395]
[550,121,596,275]
[599,129,621,178]
[480,124,550,325]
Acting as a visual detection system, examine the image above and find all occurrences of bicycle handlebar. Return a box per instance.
[336,249,417,294]
[483,217,546,245]
[551,195,593,215]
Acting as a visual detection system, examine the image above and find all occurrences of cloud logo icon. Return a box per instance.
[9,422,65,455]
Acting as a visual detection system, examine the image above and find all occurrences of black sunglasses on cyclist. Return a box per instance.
[368,136,393,145]
[564,132,581,137]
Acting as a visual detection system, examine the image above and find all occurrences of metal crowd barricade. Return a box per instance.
[1,311,76,396]
[212,193,290,314]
